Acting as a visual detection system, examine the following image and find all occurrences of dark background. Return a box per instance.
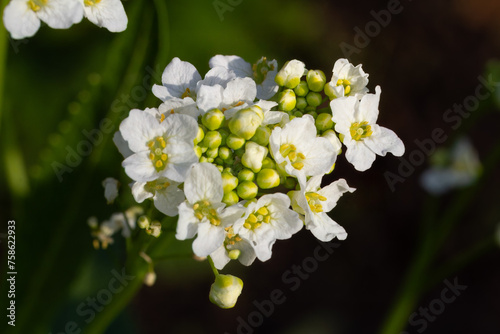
[1,0,500,333]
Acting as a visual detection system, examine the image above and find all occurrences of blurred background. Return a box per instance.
[1,0,500,333]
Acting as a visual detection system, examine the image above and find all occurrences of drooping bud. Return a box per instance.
[237,181,258,200]
[241,141,268,173]
[143,271,157,287]
[275,59,306,89]
[256,168,280,189]
[228,108,263,140]
[278,89,296,112]
[202,108,225,130]
[306,69,327,92]
[209,274,244,309]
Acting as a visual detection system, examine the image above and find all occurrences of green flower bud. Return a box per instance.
[206,147,219,159]
[278,89,296,112]
[256,168,280,189]
[194,145,203,158]
[228,108,263,140]
[222,172,239,193]
[261,157,276,170]
[219,128,229,146]
[324,82,335,100]
[275,59,306,89]
[228,249,241,260]
[219,146,232,160]
[202,108,225,130]
[237,181,258,200]
[294,80,309,97]
[250,126,271,146]
[238,169,255,182]
[315,113,334,132]
[293,110,303,117]
[222,191,239,206]
[241,141,268,173]
[203,131,222,149]
[306,91,323,107]
[306,69,327,92]
[304,105,317,112]
[226,134,245,150]
[216,165,224,173]
[200,156,209,163]
[209,274,244,309]
[296,97,307,110]
[284,177,297,190]
[194,126,205,145]
[137,216,150,229]
[307,111,318,118]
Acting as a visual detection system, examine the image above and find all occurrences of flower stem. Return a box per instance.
[208,256,220,277]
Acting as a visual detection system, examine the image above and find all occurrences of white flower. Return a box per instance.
[330,86,405,171]
[176,163,245,257]
[289,177,355,242]
[158,97,201,119]
[269,114,336,187]
[82,0,127,32]
[420,137,481,195]
[102,177,119,204]
[210,226,256,270]
[119,109,198,182]
[209,55,279,100]
[196,76,257,117]
[3,0,84,39]
[131,178,184,217]
[152,57,202,102]
[233,194,302,262]
[325,58,369,99]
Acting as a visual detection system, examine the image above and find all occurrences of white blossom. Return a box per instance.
[82,0,127,32]
[325,58,369,99]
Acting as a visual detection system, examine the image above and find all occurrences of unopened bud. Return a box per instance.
[147,221,162,237]
[206,147,219,159]
[203,131,222,149]
[238,169,255,182]
[256,168,280,189]
[137,216,150,229]
[284,177,297,190]
[226,134,245,150]
[202,108,225,130]
[294,80,309,97]
[241,141,268,173]
[222,191,239,206]
[194,126,205,144]
[296,97,307,110]
[250,126,271,146]
[222,172,239,193]
[237,181,258,200]
[306,69,326,92]
[209,274,244,309]
[219,146,232,160]
[228,249,241,260]
[194,145,203,158]
[324,81,336,100]
[261,157,276,170]
[306,91,322,107]
[315,113,334,132]
[278,89,296,112]
[143,271,156,287]
[228,108,263,140]
[275,59,306,89]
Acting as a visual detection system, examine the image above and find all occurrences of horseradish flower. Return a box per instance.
[269,115,336,186]
[176,163,245,257]
[210,226,256,270]
[102,177,119,204]
[131,178,184,217]
[3,0,83,39]
[119,109,198,182]
[289,177,355,242]
[330,86,404,171]
[152,57,202,102]
[420,137,481,195]
[325,58,369,99]
[82,0,127,32]
[275,59,306,89]
[209,274,243,309]
[233,194,302,261]
[209,55,279,100]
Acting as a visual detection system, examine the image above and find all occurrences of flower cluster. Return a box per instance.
[3,0,128,39]
[109,55,404,308]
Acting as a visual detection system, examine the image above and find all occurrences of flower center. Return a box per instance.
[84,0,101,6]
[305,192,327,213]
[28,0,47,11]
[349,121,372,141]
[336,79,352,96]
[147,136,168,171]
[253,57,275,85]
[224,227,242,246]
[243,206,271,230]
[193,200,220,226]
[145,180,170,193]
[279,143,306,170]
[181,87,196,100]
